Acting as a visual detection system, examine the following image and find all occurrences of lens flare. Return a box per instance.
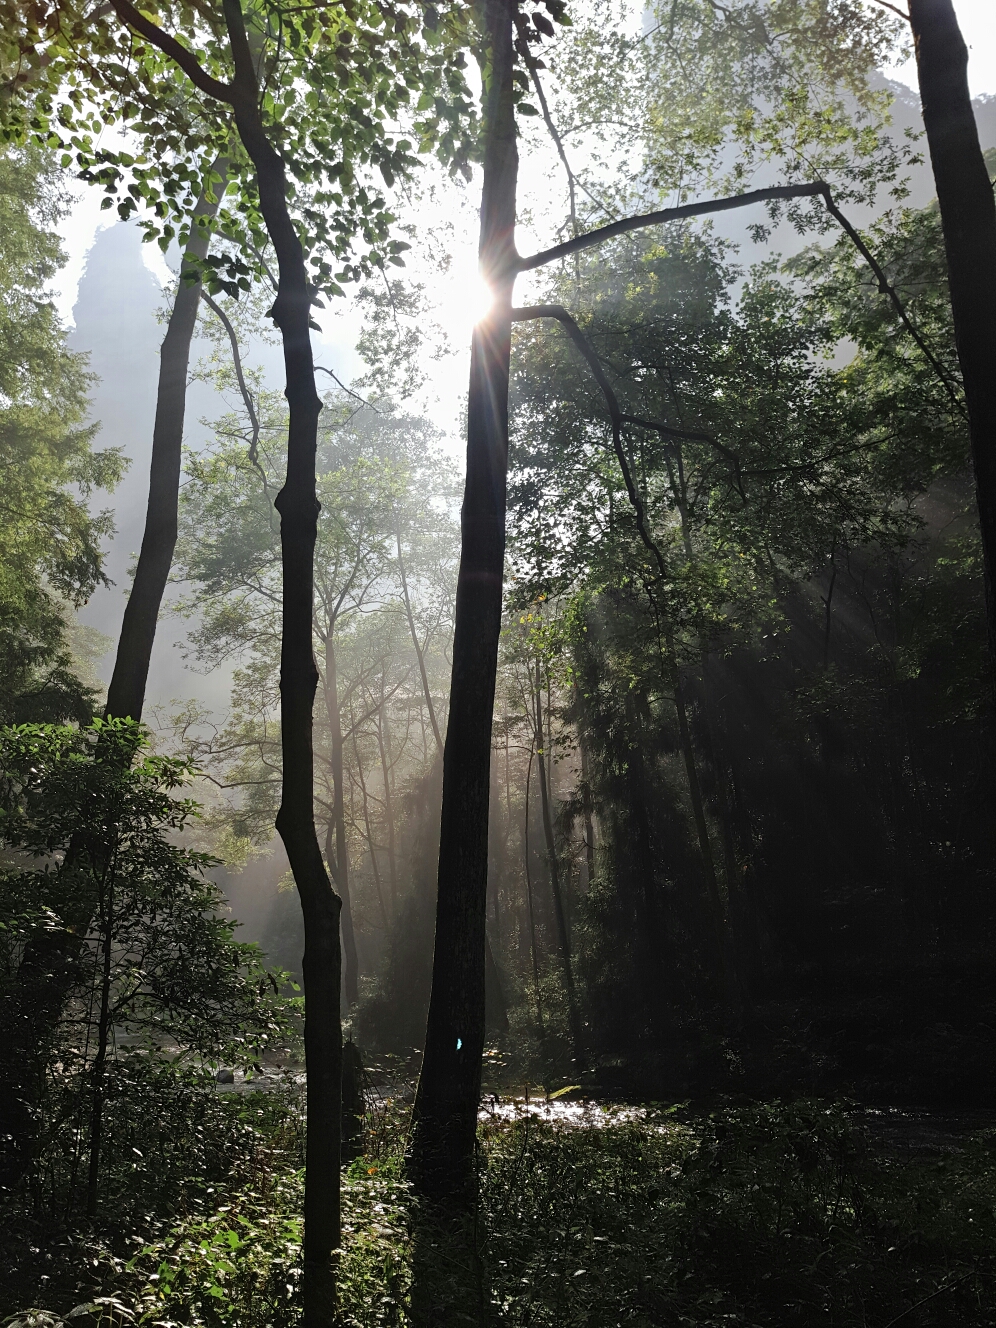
[439,271,495,342]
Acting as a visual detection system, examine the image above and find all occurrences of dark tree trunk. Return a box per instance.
[223,6,342,1322]
[1,166,228,1197]
[534,662,586,1069]
[407,0,518,1204]
[104,158,228,721]
[909,0,996,675]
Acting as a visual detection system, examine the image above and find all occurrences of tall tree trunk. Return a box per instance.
[909,0,996,676]
[352,713,389,930]
[1,167,228,1196]
[104,158,228,721]
[408,0,518,1204]
[375,695,399,913]
[534,661,586,1070]
[323,632,358,1006]
[223,7,342,1322]
[524,744,545,1034]
[85,869,114,1217]
[397,530,444,754]
[577,708,597,892]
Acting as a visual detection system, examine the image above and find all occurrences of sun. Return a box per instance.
[436,268,495,344]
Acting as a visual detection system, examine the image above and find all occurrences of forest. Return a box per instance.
[1,0,995,1323]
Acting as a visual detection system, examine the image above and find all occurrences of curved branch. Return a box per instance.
[523,53,578,240]
[108,0,234,103]
[513,305,743,491]
[510,304,669,584]
[818,190,965,414]
[201,291,261,462]
[314,365,382,413]
[517,182,827,272]
[517,179,961,412]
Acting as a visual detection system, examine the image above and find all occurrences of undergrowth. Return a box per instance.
[4,1097,995,1326]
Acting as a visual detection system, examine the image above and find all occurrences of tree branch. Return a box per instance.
[818,190,965,413]
[107,0,234,103]
[314,365,382,413]
[513,305,743,487]
[517,182,828,272]
[524,55,578,240]
[511,304,670,584]
[201,291,261,463]
[866,0,911,23]
[517,180,964,415]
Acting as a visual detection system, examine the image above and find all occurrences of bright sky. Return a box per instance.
[882,0,996,97]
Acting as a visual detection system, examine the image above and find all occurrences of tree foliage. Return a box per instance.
[0,143,123,724]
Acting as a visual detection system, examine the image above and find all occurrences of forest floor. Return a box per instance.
[3,1089,996,1327]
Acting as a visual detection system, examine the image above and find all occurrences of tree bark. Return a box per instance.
[534,661,586,1069]
[222,5,342,1321]
[104,158,228,721]
[909,0,996,676]
[408,0,518,1205]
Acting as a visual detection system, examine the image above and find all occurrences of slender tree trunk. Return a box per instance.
[218,9,342,1322]
[524,744,544,1034]
[352,714,389,930]
[909,0,996,677]
[375,696,399,912]
[323,633,358,1006]
[105,158,228,721]
[1,167,230,1196]
[576,701,597,893]
[397,530,444,754]
[407,0,518,1204]
[623,691,669,1037]
[534,662,586,1070]
[85,871,114,1217]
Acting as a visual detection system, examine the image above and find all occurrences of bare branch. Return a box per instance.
[517,180,963,413]
[866,0,911,23]
[524,55,578,240]
[314,365,382,414]
[201,291,261,463]
[517,182,828,272]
